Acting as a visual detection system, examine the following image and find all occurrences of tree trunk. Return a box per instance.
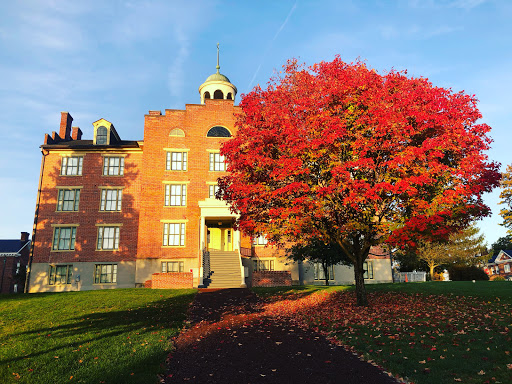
[323,263,330,286]
[354,258,368,306]
[429,264,435,281]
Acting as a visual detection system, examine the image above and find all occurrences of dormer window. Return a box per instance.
[96,126,108,145]
[93,118,120,145]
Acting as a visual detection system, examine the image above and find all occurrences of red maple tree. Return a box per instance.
[218,57,500,306]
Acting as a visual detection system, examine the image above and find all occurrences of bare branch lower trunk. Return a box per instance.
[354,256,368,306]
[323,262,330,286]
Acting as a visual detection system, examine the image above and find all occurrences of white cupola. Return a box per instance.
[199,43,237,104]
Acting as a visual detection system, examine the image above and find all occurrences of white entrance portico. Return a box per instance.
[198,197,245,287]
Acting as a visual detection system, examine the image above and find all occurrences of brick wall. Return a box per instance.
[32,146,142,265]
[252,271,292,287]
[150,272,193,289]
[136,99,240,262]
[0,257,16,293]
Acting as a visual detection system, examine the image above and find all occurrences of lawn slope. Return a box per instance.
[0,288,195,384]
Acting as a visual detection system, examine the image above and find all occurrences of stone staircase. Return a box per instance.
[206,250,243,288]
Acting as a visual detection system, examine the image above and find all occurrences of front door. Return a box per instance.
[208,228,222,251]
[207,227,233,251]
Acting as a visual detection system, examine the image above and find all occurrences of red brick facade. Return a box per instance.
[252,271,292,287]
[0,232,30,293]
[149,272,194,289]
[32,127,142,266]
[137,101,240,262]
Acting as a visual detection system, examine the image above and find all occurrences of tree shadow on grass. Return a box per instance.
[0,290,196,384]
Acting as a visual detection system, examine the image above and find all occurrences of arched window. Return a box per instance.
[96,126,108,145]
[169,128,185,137]
[213,90,223,99]
[207,126,231,137]
[226,92,232,100]
[204,91,211,100]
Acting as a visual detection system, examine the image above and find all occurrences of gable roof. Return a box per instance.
[0,239,30,254]
[489,250,512,264]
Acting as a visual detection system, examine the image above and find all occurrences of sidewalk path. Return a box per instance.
[163,288,399,384]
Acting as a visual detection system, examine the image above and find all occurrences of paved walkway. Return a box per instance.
[163,288,400,384]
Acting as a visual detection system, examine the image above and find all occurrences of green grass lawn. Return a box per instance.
[257,282,512,384]
[0,288,196,384]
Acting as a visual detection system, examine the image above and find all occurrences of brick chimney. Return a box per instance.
[59,112,73,141]
[71,127,83,140]
[20,232,29,242]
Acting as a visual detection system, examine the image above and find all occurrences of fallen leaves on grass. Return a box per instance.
[258,289,512,384]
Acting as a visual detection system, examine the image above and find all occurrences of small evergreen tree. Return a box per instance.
[287,240,351,286]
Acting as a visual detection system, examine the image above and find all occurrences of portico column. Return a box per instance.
[234,228,241,252]
[199,215,206,285]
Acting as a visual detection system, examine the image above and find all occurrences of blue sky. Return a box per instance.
[0,0,510,246]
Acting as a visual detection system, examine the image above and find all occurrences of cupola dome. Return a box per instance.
[199,44,237,104]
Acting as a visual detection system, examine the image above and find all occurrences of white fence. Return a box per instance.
[394,272,427,282]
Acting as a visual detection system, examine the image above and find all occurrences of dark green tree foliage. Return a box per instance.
[287,240,351,286]
[491,235,512,257]
[448,265,489,281]
[393,249,427,272]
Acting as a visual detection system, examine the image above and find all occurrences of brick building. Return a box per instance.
[0,232,30,293]
[487,250,512,280]
[27,59,392,292]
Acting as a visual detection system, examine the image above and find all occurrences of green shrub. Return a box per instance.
[448,265,489,281]
[492,275,506,281]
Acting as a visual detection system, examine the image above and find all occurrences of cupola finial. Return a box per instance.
[216,43,220,73]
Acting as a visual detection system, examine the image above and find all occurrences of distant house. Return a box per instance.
[486,250,512,280]
[0,232,30,293]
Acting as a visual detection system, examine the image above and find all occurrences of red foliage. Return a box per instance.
[219,56,500,305]
[220,57,499,245]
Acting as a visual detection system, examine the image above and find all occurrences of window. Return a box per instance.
[363,261,374,279]
[94,264,117,284]
[60,156,83,176]
[253,235,268,246]
[103,156,124,176]
[505,264,511,273]
[207,126,231,137]
[100,189,122,211]
[48,264,73,285]
[163,223,185,246]
[209,152,226,171]
[52,227,77,251]
[165,184,186,206]
[96,226,120,250]
[209,184,220,199]
[166,152,187,171]
[161,261,184,273]
[253,259,274,272]
[96,126,108,145]
[57,188,80,211]
[314,263,334,281]
[213,90,223,99]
